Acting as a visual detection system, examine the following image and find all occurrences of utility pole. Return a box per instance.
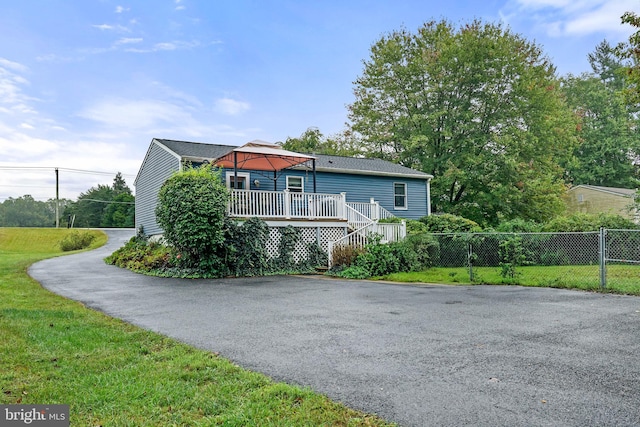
[55,168,59,228]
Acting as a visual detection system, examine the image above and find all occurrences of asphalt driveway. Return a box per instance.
[29,230,640,426]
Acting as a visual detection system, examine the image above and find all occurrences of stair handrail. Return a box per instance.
[327,221,381,267]
[344,203,374,230]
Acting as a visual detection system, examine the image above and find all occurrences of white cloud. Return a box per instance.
[0,58,37,112]
[0,58,28,73]
[115,37,143,45]
[215,98,251,115]
[124,40,201,53]
[563,1,637,35]
[76,95,254,140]
[78,98,192,129]
[93,24,114,30]
[92,23,131,32]
[35,54,77,62]
[0,132,59,157]
[504,0,638,37]
[115,6,130,13]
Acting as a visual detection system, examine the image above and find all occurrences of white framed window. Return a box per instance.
[286,176,304,193]
[394,182,407,209]
[225,172,250,190]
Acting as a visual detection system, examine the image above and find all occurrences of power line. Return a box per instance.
[0,166,136,178]
[0,184,53,188]
[0,196,135,204]
[77,198,135,205]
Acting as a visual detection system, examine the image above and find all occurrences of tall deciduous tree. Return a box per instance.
[618,11,640,105]
[281,127,361,156]
[101,172,135,227]
[0,195,54,227]
[64,172,135,228]
[348,19,577,225]
[561,41,640,188]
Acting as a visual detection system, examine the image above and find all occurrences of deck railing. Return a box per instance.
[228,189,347,220]
[228,191,407,267]
[344,203,373,230]
[346,200,395,221]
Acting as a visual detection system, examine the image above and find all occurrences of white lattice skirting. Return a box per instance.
[265,225,346,262]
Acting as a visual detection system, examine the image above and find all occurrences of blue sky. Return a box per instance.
[0,0,637,201]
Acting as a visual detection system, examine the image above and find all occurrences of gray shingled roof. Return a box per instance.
[153,138,432,179]
[155,138,234,160]
[569,184,637,197]
[310,153,430,178]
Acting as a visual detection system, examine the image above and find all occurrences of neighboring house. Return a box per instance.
[566,185,638,222]
[134,138,433,261]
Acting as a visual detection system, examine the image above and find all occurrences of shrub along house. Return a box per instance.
[134,138,433,263]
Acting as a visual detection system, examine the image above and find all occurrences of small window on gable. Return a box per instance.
[394,182,407,209]
[286,176,304,193]
[577,194,584,203]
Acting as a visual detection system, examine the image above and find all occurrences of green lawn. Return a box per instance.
[382,264,640,295]
[0,228,393,426]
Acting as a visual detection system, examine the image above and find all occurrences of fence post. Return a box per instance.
[599,227,607,290]
[284,189,291,219]
[467,240,474,282]
[370,198,380,221]
[340,192,347,220]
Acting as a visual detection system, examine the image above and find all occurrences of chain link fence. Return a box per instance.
[428,229,640,291]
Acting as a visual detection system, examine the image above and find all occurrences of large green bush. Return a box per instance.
[494,218,542,233]
[541,212,639,232]
[105,236,174,273]
[109,215,327,278]
[155,165,229,274]
[59,230,96,251]
[227,217,270,277]
[334,234,437,279]
[403,233,439,269]
[419,213,482,233]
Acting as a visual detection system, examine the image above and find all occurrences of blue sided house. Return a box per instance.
[134,138,433,263]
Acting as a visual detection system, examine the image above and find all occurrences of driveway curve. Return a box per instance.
[29,230,640,426]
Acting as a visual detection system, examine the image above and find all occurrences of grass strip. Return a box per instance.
[382,265,640,295]
[0,228,393,426]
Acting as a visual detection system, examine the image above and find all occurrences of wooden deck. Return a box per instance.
[228,189,347,220]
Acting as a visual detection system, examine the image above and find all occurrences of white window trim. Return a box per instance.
[225,172,250,189]
[394,182,408,210]
[286,176,304,193]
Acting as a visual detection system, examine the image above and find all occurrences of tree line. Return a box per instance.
[283,13,640,227]
[0,173,134,228]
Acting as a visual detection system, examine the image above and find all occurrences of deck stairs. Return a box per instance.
[328,200,406,266]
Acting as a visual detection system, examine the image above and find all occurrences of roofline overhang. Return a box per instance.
[134,138,183,187]
[568,184,636,198]
[299,165,433,180]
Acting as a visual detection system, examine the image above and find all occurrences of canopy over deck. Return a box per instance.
[216,140,316,191]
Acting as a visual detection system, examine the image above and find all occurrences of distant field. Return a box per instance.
[0,228,393,426]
